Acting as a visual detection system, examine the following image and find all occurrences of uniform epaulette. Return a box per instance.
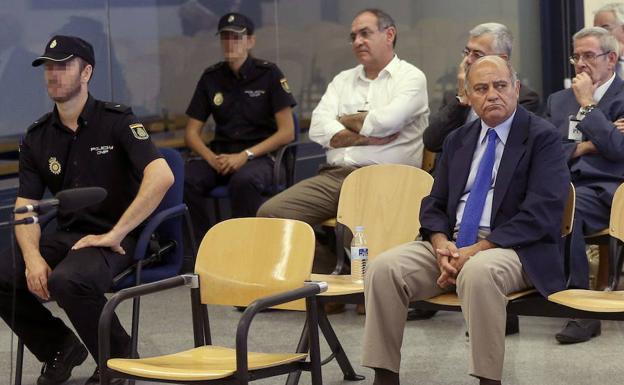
[104,102,131,113]
[26,112,52,133]
[253,58,275,69]
[205,62,225,73]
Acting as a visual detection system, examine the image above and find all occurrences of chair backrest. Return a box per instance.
[195,217,315,306]
[337,164,434,260]
[114,147,186,288]
[609,183,624,242]
[561,183,575,237]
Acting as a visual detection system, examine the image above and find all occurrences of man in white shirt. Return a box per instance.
[545,26,624,344]
[257,8,428,273]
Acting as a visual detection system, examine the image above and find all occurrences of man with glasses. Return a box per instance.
[594,3,624,79]
[545,26,624,344]
[258,9,428,275]
[183,13,296,242]
[423,23,540,154]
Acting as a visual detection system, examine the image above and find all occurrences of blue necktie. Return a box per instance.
[456,129,497,247]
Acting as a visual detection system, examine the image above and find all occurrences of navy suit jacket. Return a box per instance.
[545,75,624,207]
[419,106,570,296]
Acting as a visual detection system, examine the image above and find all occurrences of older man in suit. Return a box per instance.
[362,56,569,385]
[545,26,624,344]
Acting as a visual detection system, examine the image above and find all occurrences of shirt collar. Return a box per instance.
[51,93,96,132]
[478,108,516,146]
[232,56,254,79]
[593,72,616,102]
[357,54,399,81]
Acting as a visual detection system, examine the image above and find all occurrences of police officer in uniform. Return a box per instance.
[184,12,296,239]
[0,35,174,385]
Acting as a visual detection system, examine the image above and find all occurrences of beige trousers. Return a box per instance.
[361,240,531,381]
[257,165,357,273]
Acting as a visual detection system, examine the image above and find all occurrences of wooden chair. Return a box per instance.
[549,183,624,310]
[98,218,327,385]
[286,164,434,385]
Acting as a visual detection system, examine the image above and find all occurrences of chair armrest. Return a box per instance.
[234,281,327,376]
[98,274,198,370]
[133,203,188,262]
[272,141,324,192]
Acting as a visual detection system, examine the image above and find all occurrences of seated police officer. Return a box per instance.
[184,13,296,240]
[0,36,174,385]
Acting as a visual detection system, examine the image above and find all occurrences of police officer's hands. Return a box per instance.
[614,118,624,132]
[216,152,248,175]
[72,231,126,255]
[205,153,225,173]
[24,255,51,300]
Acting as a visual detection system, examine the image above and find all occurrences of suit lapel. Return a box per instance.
[597,75,623,110]
[448,119,481,212]
[491,107,529,220]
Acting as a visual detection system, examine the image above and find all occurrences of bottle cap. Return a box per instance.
[355,226,365,232]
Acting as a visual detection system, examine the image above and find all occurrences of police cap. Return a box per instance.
[32,35,95,67]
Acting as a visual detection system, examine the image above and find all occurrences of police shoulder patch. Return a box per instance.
[27,112,52,133]
[104,102,131,113]
[129,123,149,140]
[280,78,291,93]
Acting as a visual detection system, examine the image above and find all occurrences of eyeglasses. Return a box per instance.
[462,48,487,60]
[569,51,611,64]
[349,27,386,44]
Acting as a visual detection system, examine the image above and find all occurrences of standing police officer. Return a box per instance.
[0,35,174,385]
[184,13,296,240]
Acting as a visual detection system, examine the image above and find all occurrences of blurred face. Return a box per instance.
[572,36,616,85]
[594,11,624,53]
[463,33,508,66]
[44,58,90,103]
[350,12,394,68]
[219,31,255,62]
[466,58,519,127]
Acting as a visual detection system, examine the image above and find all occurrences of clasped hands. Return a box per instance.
[207,152,248,175]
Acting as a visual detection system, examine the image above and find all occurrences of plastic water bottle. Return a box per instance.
[351,226,368,283]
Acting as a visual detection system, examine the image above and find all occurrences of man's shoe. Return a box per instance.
[37,333,88,385]
[406,309,437,320]
[555,319,601,344]
[84,367,127,385]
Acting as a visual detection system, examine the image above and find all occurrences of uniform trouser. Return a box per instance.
[361,240,531,381]
[257,165,358,273]
[567,185,611,289]
[0,230,135,363]
[184,156,275,241]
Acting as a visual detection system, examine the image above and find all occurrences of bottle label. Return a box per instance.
[351,246,368,260]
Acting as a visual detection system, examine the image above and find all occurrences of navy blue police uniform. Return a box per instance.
[184,56,296,237]
[0,94,162,364]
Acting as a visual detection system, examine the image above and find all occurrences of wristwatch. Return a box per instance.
[579,104,597,116]
[244,149,255,160]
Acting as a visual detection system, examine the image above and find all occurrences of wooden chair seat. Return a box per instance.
[311,273,364,296]
[108,345,307,381]
[586,228,609,239]
[548,289,624,312]
[425,289,538,307]
[321,218,337,227]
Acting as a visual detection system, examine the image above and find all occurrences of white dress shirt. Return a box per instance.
[455,110,515,231]
[309,55,429,167]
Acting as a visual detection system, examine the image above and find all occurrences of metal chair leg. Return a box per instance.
[285,319,309,385]
[317,307,365,381]
[14,338,24,385]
